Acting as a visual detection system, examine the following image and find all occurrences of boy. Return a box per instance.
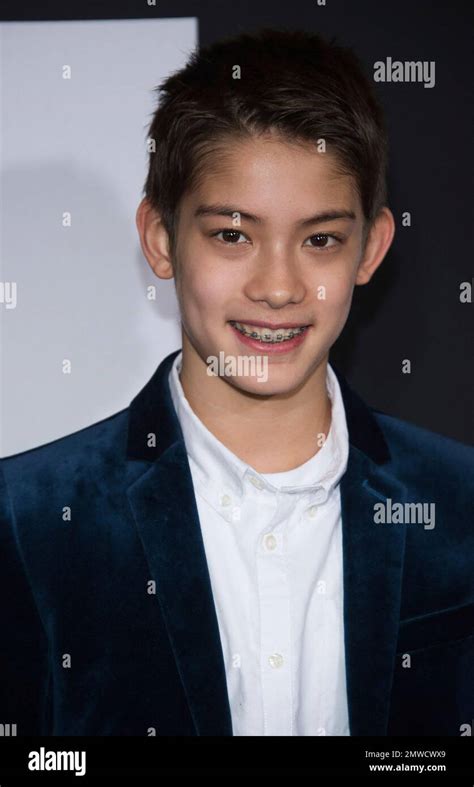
[1,29,473,737]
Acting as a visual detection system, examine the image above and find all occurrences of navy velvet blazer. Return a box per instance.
[1,349,473,737]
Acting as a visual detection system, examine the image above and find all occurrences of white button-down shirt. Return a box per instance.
[168,351,350,736]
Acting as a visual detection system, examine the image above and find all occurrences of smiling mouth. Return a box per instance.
[229,320,310,343]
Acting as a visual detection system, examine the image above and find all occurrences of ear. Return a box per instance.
[355,207,395,285]
[135,197,175,280]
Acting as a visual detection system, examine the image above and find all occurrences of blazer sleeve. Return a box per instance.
[0,462,52,736]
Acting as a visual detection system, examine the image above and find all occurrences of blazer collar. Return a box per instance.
[126,350,406,736]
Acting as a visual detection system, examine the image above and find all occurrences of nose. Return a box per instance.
[243,248,306,308]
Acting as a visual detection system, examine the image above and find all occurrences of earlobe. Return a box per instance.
[355,207,395,286]
[135,197,175,280]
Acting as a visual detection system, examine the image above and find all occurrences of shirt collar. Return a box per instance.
[168,351,349,507]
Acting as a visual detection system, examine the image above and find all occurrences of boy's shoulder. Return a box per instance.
[330,362,473,486]
[373,407,474,483]
[0,407,130,492]
[1,407,129,463]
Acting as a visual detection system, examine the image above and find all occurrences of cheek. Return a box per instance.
[311,270,355,349]
[314,268,355,313]
[177,249,233,321]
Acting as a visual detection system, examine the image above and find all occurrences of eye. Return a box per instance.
[211,229,249,245]
[210,229,343,250]
[303,233,341,250]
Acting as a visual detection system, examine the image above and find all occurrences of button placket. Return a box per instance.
[257,489,293,735]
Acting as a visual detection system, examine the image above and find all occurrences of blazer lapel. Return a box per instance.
[125,350,233,736]
[333,367,408,735]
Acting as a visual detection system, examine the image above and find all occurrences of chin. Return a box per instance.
[227,371,303,397]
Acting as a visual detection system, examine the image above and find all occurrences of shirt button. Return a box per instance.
[249,475,264,490]
[263,533,277,551]
[220,494,231,507]
[268,653,284,669]
[307,505,318,518]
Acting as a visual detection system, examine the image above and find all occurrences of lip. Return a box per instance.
[229,322,312,354]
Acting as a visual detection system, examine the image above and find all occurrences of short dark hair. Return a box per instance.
[142,28,389,260]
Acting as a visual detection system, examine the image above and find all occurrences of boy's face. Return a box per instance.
[140,133,394,397]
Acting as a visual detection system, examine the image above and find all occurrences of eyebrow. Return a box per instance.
[194,203,357,226]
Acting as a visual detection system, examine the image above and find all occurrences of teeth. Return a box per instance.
[230,321,307,342]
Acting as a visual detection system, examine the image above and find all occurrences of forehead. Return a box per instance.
[185,132,361,222]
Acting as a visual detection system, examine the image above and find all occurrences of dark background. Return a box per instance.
[3,0,473,444]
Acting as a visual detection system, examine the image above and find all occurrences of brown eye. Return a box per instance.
[305,233,339,249]
[310,234,329,247]
[213,229,247,244]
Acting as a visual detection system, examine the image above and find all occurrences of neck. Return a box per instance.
[177,341,332,474]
